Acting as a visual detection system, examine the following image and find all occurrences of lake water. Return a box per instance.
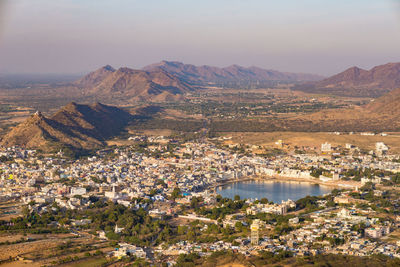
[216,180,332,203]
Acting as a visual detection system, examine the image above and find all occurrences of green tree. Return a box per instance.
[171,188,182,200]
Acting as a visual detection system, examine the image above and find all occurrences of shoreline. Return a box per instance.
[212,175,361,190]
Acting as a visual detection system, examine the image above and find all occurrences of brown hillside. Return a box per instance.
[75,65,115,88]
[0,102,133,151]
[75,66,192,102]
[294,62,400,97]
[365,87,400,115]
[287,88,400,131]
[143,60,323,84]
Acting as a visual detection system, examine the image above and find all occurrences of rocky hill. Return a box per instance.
[365,87,400,115]
[75,66,192,102]
[76,65,115,88]
[286,87,400,132]
[143,60,323,85]
[0,102,132,152]
[294,62,400,97]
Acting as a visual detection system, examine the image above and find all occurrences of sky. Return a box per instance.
[0,0,399,76]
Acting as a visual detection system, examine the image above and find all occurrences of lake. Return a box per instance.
[216,180,332,203]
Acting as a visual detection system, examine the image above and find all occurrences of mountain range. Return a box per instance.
[0,102,132,152]
[294,62,400,97]
[73,61,400,101]
[142,60,323,84]
[74,61,324,102]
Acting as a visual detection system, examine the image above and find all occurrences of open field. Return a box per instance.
[225,131,400,153]
[0,260,42,267]
[0,256,109,267]
[63,257,108,267]
[219,264,247,267]
[0,232,113,266]
[0,236,68,261]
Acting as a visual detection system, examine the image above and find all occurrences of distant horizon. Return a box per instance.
[0,0,400,75]
[1,60,400,78]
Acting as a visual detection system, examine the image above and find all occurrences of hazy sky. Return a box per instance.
[0,0,399,75]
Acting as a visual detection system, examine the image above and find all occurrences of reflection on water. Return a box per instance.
[216,180,332,203]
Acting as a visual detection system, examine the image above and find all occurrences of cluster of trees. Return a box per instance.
[166,98,343,118]
[257,250,294,264]
[295,195,321,212]
[310,167,324,178]
[175,252,201,267]
[0,156,11,162]
[175,219,246,244]
[348,184,396,214]
[0,200,175,247]
[196,196,247,220]
[341,167,390,181]
[83,202,172,246]
[315,233,345,246]
[338,167,400,186]
[390,172,400,185]
[0,205,68,234]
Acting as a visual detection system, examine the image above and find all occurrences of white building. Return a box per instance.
[70,187,86,196]
[365,226,390,239]
[114,243,146,258]
[321,142,331,153]
[376,142,388,156]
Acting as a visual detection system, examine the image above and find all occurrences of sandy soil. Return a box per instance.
[226,131,400,153]
[219,264,247,267]
[0,261,42,267]
[0,234,26,243]
[0,239,63,261]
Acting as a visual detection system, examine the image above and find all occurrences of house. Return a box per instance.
[114,224,124,233]
[114,243,146,258]
[70,187,86,196]
[376,142,388,156]
[71,219,91,226]
[98,231,107,240]
[321,143,332,153]
[365,226,390,239]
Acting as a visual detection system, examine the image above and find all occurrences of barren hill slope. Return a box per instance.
[75,66,192,102]
[76,65,115,88]
[365,87,400,115]
[1,102,133,151]
[287,87,400,132]
[143,60,323,84]
[294,62,400,97]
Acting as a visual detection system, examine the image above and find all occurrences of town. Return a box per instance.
[1,133,400,266]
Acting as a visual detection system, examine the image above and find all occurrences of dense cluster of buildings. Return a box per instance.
[1,135,400,262]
